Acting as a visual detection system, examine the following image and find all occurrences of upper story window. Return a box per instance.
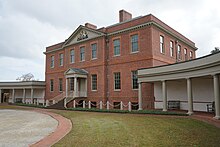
[91,43,97,59]
[59,53,64,66]
[177,45,181,60]
[80,47,85,61]
[170,41,174,57]
[160,35,165,54]
[50,79,54,92]
[113,39,120,56]
[189,51,193,60]
[132,71,138,89]
[70,49,75,63]
[50,55,54,68]
[59,78,63,92]
[91,74,97,91]
[184,48,187,60]
[114,72,121,90]
[131,34,138,52]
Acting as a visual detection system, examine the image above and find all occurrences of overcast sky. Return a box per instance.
[0,0,219,81]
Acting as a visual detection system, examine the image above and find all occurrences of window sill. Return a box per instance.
[80,60,85,62]
[132,89,138,91]
[131,51,139,54]
[113,55,120,57]
[91,58,97,60]
[114,89,121,91]
[91,90,97,92]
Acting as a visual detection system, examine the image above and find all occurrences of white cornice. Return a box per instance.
[138,52,220,82]
[44,21,197,54]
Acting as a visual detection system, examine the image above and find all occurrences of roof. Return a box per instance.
[138,52,220,82]
[0,81,45,89]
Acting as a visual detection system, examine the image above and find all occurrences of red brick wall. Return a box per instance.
[44,13,197,110]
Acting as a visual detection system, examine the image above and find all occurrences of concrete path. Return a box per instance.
[0,109,58,147]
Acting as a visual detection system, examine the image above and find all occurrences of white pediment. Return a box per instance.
[63,26,104,47]
[64,68,88,75]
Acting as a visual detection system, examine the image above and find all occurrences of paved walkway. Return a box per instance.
[30,109,72,147]
[190,112,220,128]
[0,109,58,147]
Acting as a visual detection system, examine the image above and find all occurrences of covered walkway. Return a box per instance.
[138,52,220,119]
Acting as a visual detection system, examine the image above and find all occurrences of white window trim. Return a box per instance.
[160,35,165,54]
[91,75,97,91]
[70,50,75,64]
[50,79,54,92]
[131,71,138,90]
[114,72,121,91]
[91,43,98,60]
[131,34,139,53]
[130,50,139,54]
[59,79,63,92]
[59,54,63,67]
[51,56,55,68]
[80,47,85,62]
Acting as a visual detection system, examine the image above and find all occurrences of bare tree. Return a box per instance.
[210,47,220,54]
[16,73,38,81]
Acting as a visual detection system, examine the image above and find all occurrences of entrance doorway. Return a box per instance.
[1,89,10,103]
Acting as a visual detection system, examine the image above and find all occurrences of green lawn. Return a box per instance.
[1,105,220,147]
[52,110,220,147]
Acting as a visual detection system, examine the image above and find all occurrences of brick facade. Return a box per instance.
[44,10,197,109]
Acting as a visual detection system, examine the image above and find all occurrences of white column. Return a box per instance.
[162,80,167,111]
[22,89,26,103]
[66,78,68,97]
[107,101,109,110]
[213,74,220,119]
[31,88,34,104]
[187,78,193,115]
[128,101,131,111]
[85,78,87,97]
[74,77,78,97]
[138,82,143,110]
[100,101,103,109]
[88,101,91,109]
[46,100,49,107]
[83,100,85,108]
[73,100,76,108]
[0,89,2,103]
[120,101,123,110]
[12,89,15,103]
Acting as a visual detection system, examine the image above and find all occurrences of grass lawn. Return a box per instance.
[52,110,220,147]
[1,105,220,147]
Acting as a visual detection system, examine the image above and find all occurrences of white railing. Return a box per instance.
[69,100,140,112]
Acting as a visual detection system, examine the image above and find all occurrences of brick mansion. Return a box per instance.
[44,10,197,109]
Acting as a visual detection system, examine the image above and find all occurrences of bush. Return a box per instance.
[13,103,46,108]
[66,107,188,116]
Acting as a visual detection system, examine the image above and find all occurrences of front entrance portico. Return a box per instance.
[64,68,88,99]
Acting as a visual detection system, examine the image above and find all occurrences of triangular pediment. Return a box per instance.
[64,68,88,75]
[63,25,105,47]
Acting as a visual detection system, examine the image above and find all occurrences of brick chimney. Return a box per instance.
[119,10,132,23]
[85,23,97,30]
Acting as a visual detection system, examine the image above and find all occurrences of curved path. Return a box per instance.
[0,109,72,147]
[0,109,58,147]
[30,109,72,147]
